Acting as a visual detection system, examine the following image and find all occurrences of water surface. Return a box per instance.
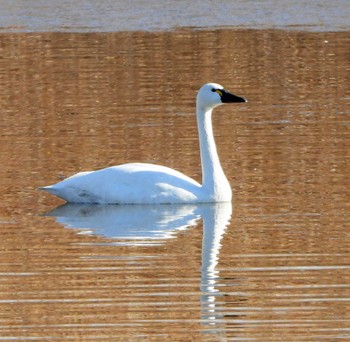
[0,28,349,340]
[1,0,349,32]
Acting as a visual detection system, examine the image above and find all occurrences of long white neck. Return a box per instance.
[196,105,232,202]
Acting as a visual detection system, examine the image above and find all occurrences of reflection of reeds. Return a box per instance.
[1,29,349,216]
[0,28,349,342]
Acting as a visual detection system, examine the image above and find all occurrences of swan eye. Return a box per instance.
[212,89,223,97]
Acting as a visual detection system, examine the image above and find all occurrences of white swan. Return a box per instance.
[40,83,246,204]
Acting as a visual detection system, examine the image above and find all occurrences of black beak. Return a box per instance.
[221,89,247,103]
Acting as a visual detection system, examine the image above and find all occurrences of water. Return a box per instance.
[0,0,350,32]
[1,7,350,342]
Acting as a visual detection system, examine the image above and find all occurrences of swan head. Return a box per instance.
[197,82,247,111]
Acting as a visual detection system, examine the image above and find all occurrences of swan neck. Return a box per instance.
[196,105,230,200]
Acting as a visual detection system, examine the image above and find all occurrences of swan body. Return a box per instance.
[41,83,246,204]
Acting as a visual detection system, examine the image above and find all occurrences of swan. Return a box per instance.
[40,83,246,204]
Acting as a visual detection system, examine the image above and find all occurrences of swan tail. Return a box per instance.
[39,185,105,204]
[39,185,63,198]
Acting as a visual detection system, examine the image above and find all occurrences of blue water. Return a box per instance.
[0,0,349,32]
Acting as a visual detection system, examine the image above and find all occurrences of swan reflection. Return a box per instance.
[45,203,201,244]
[199,202,232,328]
[45,202,232,329]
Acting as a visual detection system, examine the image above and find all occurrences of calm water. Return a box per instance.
[1,27,350,341]
[1,0,350,32]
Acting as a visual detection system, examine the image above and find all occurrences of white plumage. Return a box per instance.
[40,83,246,204]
